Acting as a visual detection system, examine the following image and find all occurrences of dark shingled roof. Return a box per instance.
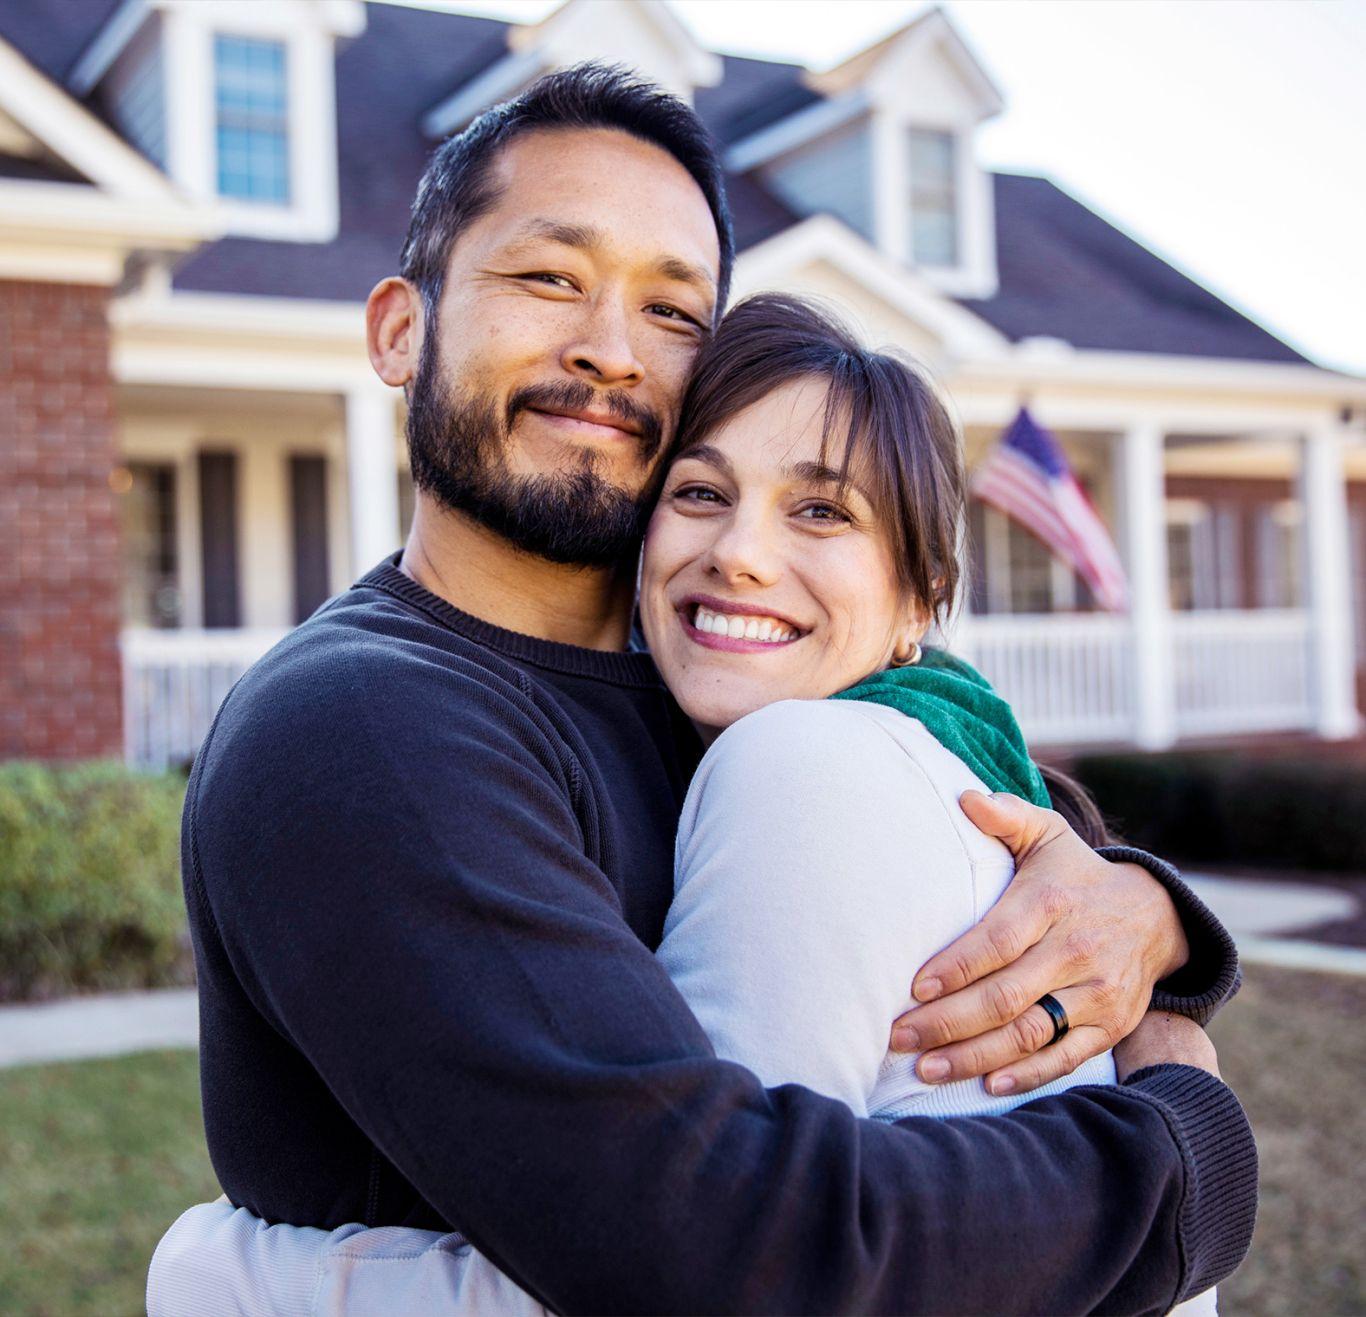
[0,0,1309,364]
[694,53,820,147]
[0,0,123,83]
[957,173,1306,362]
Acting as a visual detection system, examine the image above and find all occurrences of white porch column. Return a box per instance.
[1120,422,1176,749]
[345,382,402,575]
[1300,421,1360,738]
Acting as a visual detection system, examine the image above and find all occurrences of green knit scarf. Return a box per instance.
[831,647,1050,807]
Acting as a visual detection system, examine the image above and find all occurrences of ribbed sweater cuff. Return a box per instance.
[1124,1064,1259,1302]
[1098,845,1242,1025]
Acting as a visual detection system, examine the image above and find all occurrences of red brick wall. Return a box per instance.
[0,280,123,760]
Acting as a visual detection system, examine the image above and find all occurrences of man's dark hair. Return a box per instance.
[399,62,734,322]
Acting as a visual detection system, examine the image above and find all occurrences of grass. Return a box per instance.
[0,964,1361,1316]
[0,1049,219,1317]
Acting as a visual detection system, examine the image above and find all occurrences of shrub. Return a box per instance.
[0,762,190,1002]
[1072,748,1366,873]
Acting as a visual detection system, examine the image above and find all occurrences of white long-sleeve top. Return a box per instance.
[661,698,1117,1119]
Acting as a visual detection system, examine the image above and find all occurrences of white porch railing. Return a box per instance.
[1172,609,1313,738]
[955,609,1316,747]
[954,614,1136,745]
[121,628,287,771]
[120,610,1321,769]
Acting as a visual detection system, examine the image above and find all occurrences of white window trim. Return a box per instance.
[161,2,341,243]
[871,106,996,299]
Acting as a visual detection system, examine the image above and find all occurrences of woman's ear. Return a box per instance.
[890,608,930,668]
[366,277,423,387]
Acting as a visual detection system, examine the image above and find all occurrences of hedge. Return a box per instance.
[1071,748,1366,873]
[0,762,190,1002]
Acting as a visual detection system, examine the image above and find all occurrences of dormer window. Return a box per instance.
[214,35,290,205]
[908,128,958,267]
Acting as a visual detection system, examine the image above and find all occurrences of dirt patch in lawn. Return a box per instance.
[1209,963,1366,1316]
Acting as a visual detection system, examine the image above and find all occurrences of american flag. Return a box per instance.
[971,408,1129,611]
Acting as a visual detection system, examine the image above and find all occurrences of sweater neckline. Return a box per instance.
[356,555,665,689]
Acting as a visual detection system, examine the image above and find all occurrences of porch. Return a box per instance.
[113,383,1365,770]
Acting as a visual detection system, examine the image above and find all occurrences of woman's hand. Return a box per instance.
[890,790,1189,1096]
[1114,1010,1220,1082]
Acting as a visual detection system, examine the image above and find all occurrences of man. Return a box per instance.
[173,66,1251,1313]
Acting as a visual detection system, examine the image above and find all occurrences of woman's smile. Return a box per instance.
[678,594,806,652]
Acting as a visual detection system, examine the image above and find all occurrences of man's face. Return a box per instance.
[407,127,721,566]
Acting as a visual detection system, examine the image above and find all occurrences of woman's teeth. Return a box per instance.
[692,605,797,643]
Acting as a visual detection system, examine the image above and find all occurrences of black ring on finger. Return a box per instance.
[1035,993,1070,1046]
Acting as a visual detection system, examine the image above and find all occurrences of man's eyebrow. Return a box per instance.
[651,255,717,295]
[504,219,717,295]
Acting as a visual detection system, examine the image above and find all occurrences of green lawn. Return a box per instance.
[0,1049,219,1317]
[1,964,1361,1316]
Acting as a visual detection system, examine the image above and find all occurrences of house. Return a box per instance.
[1,0,1362,769]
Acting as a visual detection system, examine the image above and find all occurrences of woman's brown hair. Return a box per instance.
[668,293,1112,846]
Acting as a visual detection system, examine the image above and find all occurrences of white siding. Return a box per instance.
[760,118,874,244]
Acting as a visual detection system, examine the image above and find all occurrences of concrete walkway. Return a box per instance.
[0,987,197,1069]
[0,875,1361,1070]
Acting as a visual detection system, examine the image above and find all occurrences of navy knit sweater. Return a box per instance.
[182,559,1256,1315]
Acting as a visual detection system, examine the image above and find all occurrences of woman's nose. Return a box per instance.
[560,297,644,386]
[704,512,782,588]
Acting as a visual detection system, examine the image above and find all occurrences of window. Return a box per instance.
[214,34,289,204]
[117,462,181,628]
[908,127,958,267]
[1255,499,1304,608]
[1166,499,1243,611]
[968,502,1083,614]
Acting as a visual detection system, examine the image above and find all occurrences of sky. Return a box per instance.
[392,0,1366,375]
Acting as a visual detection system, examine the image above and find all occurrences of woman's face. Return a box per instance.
[640,376,924,740]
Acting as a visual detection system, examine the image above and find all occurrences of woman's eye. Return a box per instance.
[672,485,725,506]
[796,501,851,524]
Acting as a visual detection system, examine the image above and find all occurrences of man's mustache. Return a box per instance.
[506,381,664,461]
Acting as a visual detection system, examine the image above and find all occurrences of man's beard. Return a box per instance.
[406,337,665,568]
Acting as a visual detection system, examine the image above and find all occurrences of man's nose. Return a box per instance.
[704,509,782,589]
[560,296,645,387]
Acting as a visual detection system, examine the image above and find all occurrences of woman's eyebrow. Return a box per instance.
[786,460,873,505]
[675,444,731,475]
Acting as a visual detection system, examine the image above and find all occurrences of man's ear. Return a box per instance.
[366,277,423,388]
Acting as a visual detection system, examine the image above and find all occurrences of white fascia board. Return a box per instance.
[725,91,870,174]
[621,0,722,88]
[0,37,183,203]
[68,0,150,96]
[958,348,1366,404]
[422,48,538,139]
[916,9,1005,120]
[734,214,1011,361]
[0,178,219,246]
[112,288,365,340]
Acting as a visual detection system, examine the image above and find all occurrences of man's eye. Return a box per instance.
[647,304,700,327]
[522,273,577,290]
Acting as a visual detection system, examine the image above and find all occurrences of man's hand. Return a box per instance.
[889,791,1190,1096]
[1114,1010,1219,1082]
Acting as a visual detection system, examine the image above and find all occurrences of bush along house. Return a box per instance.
[1,0,1362,770]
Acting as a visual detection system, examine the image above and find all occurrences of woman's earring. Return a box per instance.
[891,641,922,668]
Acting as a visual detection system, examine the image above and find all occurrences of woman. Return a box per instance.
[151,294,1225,1315]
